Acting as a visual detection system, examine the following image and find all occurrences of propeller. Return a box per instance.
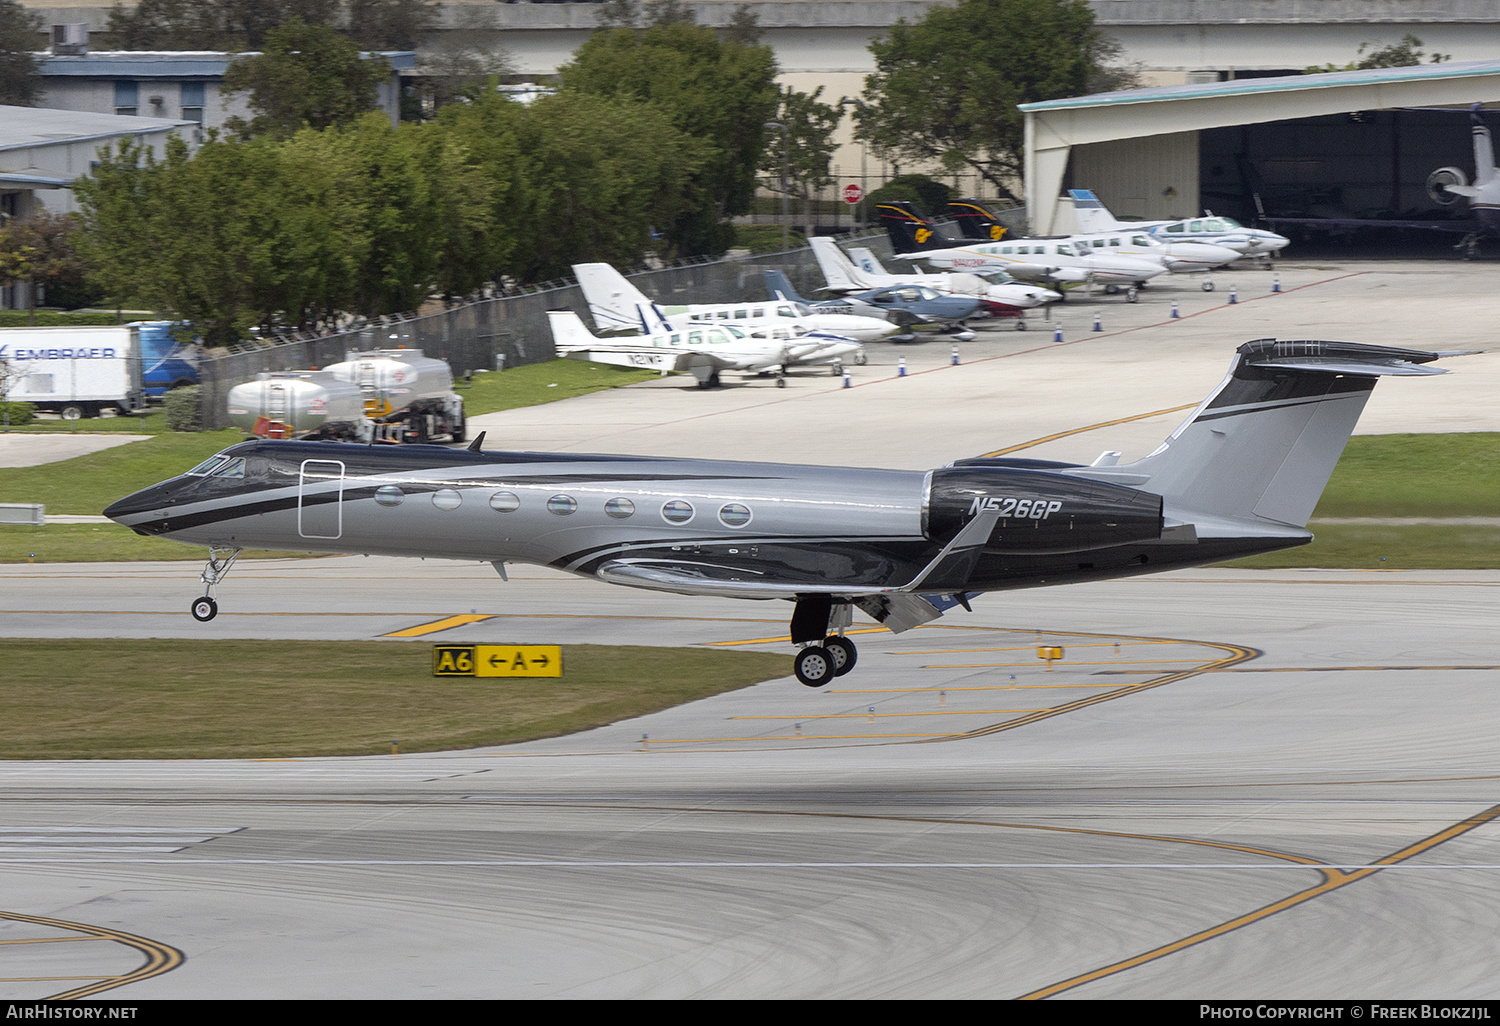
[1427,166,1469,206]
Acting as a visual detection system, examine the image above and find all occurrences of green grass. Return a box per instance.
[1227,523,1500,570]
[458,358,658,416]
[0,523,310,563]
[1312,433,1500,517]
[0,409,172,434]
[0,429,244,515]
[0,639,789,759]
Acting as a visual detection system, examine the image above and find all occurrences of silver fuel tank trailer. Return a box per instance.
[323,349,454,416]
[226,371,368,437]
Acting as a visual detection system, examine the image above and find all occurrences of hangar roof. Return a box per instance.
[1021,59,1500,113]
[1019,59,1500,233]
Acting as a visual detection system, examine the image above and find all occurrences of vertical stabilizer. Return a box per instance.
[545,310,602,353]
[878,201,963,253]
[1089,340,1448,530]
[846,247,891,276]
[1472,105,1497,187]
[763,270,810,304]
[1068,189,1125,234]
[572,263,674,334]
[948,199,1010,241]
[810,237,872,291]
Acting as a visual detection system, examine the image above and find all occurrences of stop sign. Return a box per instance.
[843,183,863,205]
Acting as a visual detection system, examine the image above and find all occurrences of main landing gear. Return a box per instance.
[192,545,242,622]
[793,636,858,687]
[789,595,858,687]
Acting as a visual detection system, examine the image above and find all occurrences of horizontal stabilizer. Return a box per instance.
[1241,339,1446,376]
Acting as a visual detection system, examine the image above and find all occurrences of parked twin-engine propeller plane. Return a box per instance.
[106,339,1459,686]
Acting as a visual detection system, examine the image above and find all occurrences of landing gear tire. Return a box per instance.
[794,645,835,687]
[1126,288,1139,304]
[1103,284,1120,296]
[1202,280,1216,292]
[1014,319,1027,331]
[854,351,868,366]
[191,597,218,622]
[824,636,858,676]
[830,360,842,377]
[776,376,787,388]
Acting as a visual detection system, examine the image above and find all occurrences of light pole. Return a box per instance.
[764,121,789,252]
[838,97,869,227]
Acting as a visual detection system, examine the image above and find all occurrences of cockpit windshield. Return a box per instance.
[187,453,232,476]
[187,452,247,479]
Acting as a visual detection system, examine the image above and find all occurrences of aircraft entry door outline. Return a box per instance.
[298,459,345,539]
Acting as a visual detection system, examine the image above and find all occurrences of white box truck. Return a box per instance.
[0,326,147,418]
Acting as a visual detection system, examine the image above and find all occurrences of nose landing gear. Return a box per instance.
[192,545,242,622]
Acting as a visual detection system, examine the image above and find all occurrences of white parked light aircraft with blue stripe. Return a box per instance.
[1069,189,1291,257]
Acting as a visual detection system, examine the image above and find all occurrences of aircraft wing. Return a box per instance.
[1264,216,1481,234]
[596,507,1001,614]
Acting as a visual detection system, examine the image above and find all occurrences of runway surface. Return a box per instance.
[2,260,1499,998]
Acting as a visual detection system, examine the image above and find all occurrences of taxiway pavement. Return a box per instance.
[2,259,1498,998]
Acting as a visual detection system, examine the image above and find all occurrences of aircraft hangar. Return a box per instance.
[1018,60,1500,237]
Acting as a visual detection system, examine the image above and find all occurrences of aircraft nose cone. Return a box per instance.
[104,480,183,525]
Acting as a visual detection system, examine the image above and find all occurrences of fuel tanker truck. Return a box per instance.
[226,349,466,443]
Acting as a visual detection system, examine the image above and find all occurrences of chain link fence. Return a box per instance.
[196,231,900,430]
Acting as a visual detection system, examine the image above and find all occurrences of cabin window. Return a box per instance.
[734,309,748,319]
[432,489,462,511]
[489,491,520,513]
[604,497,635,519]
[546,495,577,516]
[375,485,404,507]
[718,503,752,528]
[661,500,694,524]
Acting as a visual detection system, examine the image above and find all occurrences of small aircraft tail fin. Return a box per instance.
[877,201,962,253]
[763,269,810,304]
[1096,340,1448,530]
[545,309,601,354]
[846,247,891,276]
[1472,104,1497,187]
[948,199,1010,241]
[809,237,869,291]
[1067,189,1125,234]
[572,263,673,334]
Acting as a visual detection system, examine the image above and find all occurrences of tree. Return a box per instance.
[858,0,1128,201]
[0,0,41,106]
[560,22,779,255]
[105,0,431,51]
[222,18,392,138]
[1307,33,1450,74]
[0,213,92,320]
[759,86,843,230]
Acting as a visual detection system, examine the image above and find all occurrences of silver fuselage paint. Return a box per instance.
[107,441,930,576]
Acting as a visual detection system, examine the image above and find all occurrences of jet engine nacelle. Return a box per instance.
[1427,166,1469,206]
[926,463,1163,554]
